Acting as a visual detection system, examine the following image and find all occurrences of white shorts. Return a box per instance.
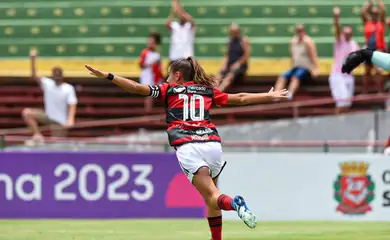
[329,73,355,107]
[175,142,226,182]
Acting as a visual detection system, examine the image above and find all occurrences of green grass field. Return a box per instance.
[0,220,389,240]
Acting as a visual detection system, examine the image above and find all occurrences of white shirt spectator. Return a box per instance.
[40,77,77,125]
[169,21,194,61]
[384,147,390,155]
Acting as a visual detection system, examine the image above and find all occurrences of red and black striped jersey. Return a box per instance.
[150,81,228,146]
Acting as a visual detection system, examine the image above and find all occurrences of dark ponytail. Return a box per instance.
[170,56,216,87]
[186,56,216,87]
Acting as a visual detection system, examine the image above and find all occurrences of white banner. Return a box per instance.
[219,153,390,221]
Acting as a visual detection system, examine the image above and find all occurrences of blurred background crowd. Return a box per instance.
[0,0,390,153]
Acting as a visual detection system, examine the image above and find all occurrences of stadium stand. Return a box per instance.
[0,0,366,75]
[0,0,385,137]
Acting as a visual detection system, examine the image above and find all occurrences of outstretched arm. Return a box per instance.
[361,1,372,23]
[165,11,175,31]
[378,0,386,23]
[85,65,151,96]
[225,88,288,106]
[173,0,195,28]
[307,38,319,77]
[30,49,41,84]
[333,7,341,41]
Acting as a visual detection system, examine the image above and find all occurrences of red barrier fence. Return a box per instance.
[0,93,387,136]
[1,135,386,153]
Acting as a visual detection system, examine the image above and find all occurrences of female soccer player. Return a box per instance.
[85,57,288,240]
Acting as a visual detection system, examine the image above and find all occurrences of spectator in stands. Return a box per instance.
[274,24,319,100]
[384,137,390,155]
[166,0,195,66]
[139,32,163,113]
[216,24,251,92]
[329,7,359,115]
[384,82,390,110]
[22,50,77,141]
[361,0,386,93]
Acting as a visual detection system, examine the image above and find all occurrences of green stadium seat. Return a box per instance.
[0,0,369,58]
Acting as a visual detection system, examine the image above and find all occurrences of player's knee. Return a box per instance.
[196,167,210,176]
[22,108,32,118]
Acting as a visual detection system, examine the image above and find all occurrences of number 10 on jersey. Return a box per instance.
[179,94,205,121]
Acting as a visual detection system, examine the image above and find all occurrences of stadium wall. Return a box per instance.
[220,153,390,221]
[0,58,365,77]
[0,152,389,221]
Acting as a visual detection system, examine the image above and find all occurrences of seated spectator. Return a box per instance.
[329,7,359,115]
[139,32,163,113]
[274,24,319,100]
[215,23,251,92]
[22,50,77,141]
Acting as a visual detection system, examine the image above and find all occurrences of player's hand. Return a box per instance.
[30,49,38,57]
[341,49,373,74]
[268,87,289,100]
[333,7,340,17]
[85,65,108,78]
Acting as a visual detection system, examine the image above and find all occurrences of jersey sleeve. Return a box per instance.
[149,82,169,101]
[213,88,228,107]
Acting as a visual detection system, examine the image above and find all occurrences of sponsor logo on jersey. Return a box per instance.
[187,86,207,92]
[333,162,375,215]
[195,128,213,135]
[173,86,186,94]
[191,135,210,141]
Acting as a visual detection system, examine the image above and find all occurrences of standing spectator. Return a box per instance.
[139,32,163,113]
[216,24,251,92]
[22,50,77,141]
[166,0,195,66]
[329,7,359,115]
[274,24,319,100]
[361,0,386,93]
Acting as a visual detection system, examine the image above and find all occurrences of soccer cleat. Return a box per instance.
[232,196,257,229]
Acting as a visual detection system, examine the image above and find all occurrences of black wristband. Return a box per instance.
[106,73,114,81]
